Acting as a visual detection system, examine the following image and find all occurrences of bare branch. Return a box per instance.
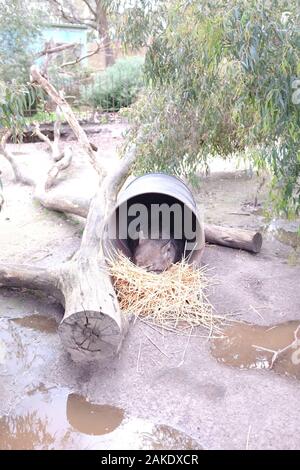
[48,0,96,28]
[34,123,53,151]
[30,65,102,175]
[82,0,97,17]
[36,42,79,58]
[79,140,139,258]
[44,145,73,190]
[60,41,102,68]
[0,131,35,186]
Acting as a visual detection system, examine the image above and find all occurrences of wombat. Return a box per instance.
[133,232,183,273]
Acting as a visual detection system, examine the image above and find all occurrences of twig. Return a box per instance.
[246,425,251,450]
[253,324,300,369]
[249,305,265,322]
[229,212,251,216]
[60,42,102,68]
[177,327,193,367]
[144,334,170,359]
[36,42,79,58]
[137,339,142,373]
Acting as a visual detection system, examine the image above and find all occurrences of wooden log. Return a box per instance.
[0,259,129,362]
[57,258,129,361]
[0,264,61,301]
[204,224,263,253]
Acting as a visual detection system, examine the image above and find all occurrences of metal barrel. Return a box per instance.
[103,173,205,265]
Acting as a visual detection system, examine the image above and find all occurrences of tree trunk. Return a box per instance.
[97,5,114,67]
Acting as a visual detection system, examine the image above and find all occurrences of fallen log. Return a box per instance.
[204,224,263,253]
[9,123,102,144]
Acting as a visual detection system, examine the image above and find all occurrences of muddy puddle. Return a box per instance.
[211,320,300,380]
[0,388,124,450]
[0,386,200,450]
[12,314,58,334]
[66,394,124,436]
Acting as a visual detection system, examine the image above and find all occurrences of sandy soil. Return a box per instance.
[0,121,299,450]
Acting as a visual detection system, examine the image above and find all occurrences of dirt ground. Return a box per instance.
[0,121,299,450]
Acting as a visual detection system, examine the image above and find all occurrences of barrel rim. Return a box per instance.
[121,172,196,204]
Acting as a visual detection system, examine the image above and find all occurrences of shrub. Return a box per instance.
[84,56,145,111]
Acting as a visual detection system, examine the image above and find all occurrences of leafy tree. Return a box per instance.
[46,0,116,66]
[0,0,41,84]
[46,1,167,66]
[126,0,300,215]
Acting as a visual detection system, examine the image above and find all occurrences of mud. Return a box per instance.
[211,321,300,380]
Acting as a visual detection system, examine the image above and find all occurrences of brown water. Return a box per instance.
[12,314,58,334]
[0,389,124,450]
[211,321,300,380]
[66,394,124,436]
[0,387,201,450]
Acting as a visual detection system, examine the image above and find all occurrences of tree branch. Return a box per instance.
[30,65,103,175]
[82,0,97,17]
[0,131,35,186]
[60,41,102,68]
[48,0,96,28]
[44,145,73,190]
[36,42,79,58]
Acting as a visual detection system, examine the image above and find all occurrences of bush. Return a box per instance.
[84,56,145,111]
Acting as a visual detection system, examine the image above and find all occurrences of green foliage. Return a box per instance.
[0,81,43,137]
[112,0,168,49]
[0,0,41,84]
[127,0,300,215]
[25,110,58,125]
[83,56,145,111]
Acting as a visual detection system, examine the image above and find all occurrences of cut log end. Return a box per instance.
[252,232,263,253]
[58,310,125,362]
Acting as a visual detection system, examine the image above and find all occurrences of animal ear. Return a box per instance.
[161,240,172,254]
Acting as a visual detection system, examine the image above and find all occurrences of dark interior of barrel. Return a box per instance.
[105,193,201,262]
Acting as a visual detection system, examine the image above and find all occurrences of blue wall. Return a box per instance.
[34,24,88,65]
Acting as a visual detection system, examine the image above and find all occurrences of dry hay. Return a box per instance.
[107,252,226,335]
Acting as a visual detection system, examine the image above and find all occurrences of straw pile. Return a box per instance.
[107,252,225,335]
